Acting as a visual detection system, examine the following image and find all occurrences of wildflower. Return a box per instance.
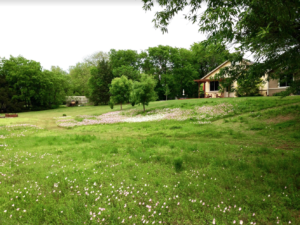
[233,220,236,224]
[239,207,241,211]
[240,220,243,224]
[212,218,216,224]
[4,210,7,213]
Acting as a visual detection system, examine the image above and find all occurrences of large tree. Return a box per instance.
[142,0,300,94]
[69,62,91,96]
[88,59,114,105]
[0,56,69,111]
[84,51,109,67]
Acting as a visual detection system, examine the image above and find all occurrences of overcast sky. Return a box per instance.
[0,0,211,72]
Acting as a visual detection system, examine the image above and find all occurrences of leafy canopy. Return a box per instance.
[132,74,157,112]
[142,0,300,94]
[109,75,133,110]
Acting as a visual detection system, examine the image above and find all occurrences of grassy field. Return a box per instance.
[0,96,300,224]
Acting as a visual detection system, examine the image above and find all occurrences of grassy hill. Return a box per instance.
[0,96,300,224]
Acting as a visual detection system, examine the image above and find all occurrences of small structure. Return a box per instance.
[65,96,89,106]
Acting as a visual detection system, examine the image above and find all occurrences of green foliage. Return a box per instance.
[142,0,300,95]
[109,75,133,110]
[273,91,289,97]
[84,51,109,67]
[132,74,157,112]
[112,65,140,81]
[62,114,67,117]
[109,49,140,81]
[109,100,114,109]
[0,56,69,112]
[236,76,264,97]
[190,40,231,78]
[164,84,170,100]
[88,59,113,105]
[69,62,91,96]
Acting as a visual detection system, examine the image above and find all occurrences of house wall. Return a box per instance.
[204,62,237,98]
[202,61,292,98]
[269,78,279,88]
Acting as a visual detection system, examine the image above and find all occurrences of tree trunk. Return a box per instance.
[143,104,145,112]
[166,95,167,101]
[121,103,122,110]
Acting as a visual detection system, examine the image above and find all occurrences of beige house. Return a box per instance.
[194,60,293,98]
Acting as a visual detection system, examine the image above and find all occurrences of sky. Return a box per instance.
[0,0,211,72]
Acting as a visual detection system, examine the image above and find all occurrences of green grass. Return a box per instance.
[0,96,300,224]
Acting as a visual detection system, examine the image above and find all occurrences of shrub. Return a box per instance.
[273,91,288,96]
[63,114,67,117]
[109,100,114,109]
[174,157,183,172]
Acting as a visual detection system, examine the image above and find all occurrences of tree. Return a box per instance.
[69,62,91,96]
[0,56,70,111]
[190,41,231,78]
[146,45,175,99]
[142,0,300,94]
[42,67,71,107]
[109,49,140,70]
[3,56,44,109]
[112,65,140,81]
[88,59,113,105]
[84,51,109,67]
[164,84,170,100]
[171,48,199,98]
[132,74,157,112]
[109,75,133,110]
[0,72,24,113]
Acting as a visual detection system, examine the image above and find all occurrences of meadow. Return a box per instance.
[0,96,300,225]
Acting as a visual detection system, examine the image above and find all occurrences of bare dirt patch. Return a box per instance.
[265,115,295,124]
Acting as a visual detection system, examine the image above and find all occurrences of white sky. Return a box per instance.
[0,0,211,72]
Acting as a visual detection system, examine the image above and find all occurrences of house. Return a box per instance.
[194,60,293,98]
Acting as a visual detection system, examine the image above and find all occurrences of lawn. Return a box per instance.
[0,96,300,224]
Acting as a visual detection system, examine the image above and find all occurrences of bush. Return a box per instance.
[174,157,183,172]
[63,114,67,117]
[109,101,114,109]
[273,91,288,96]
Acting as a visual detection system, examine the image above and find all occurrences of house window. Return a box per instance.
[210,81,219,91]
[279,74,293,87]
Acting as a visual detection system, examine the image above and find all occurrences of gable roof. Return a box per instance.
[200,60,229,80]
[201,59,253,80]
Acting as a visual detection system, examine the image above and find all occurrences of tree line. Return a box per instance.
[1,41,234,112]
[74,41,232,105]
[142,0,300,96]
